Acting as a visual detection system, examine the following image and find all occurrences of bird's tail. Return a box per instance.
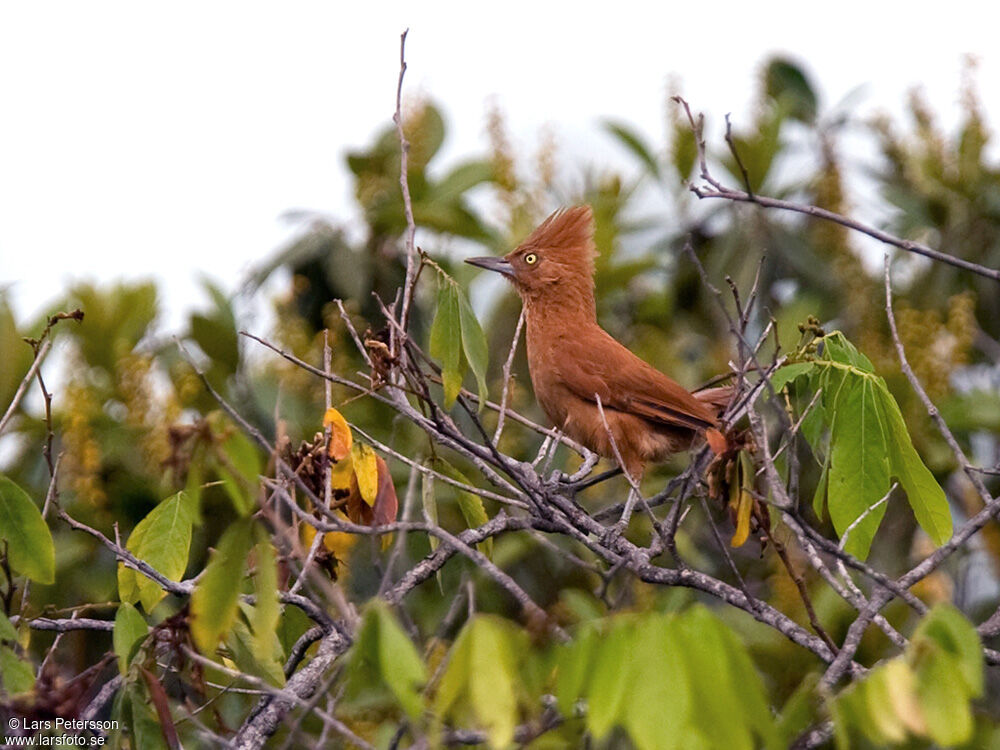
[694,386,733,455]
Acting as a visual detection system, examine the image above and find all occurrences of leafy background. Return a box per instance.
[1,56,1000,748]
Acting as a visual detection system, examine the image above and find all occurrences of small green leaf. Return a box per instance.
[420,467,439,553]
[767,361,815,393]
[0,473,55,584]
[435,459,492,558]
[0,646,35,695]
[128,684,168,750]
[227,617,285,686]
[190,518,253,654]
[916,649,974,745]
[456,287,489,412]
[114,602,148,676]
[0,611,17,642]
[821,332,874,372]
[829,378,890,559]
[118,491,195,611]
[875,382,952,545]
[429,278,463,408]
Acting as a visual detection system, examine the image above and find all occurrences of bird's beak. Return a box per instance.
[465,256,516,279]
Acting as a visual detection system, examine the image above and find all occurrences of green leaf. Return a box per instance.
[251,533,281,669]
[128,684,168,750]
[555,624,599,715]
[764,58,818,124]
[0,473,55,584]
[768,361,815,393]
[828,378,890,559]
[586,619,634,739]
[812,451,830,521]
[874,382,952,546]
[217,428,261,516]
[604,120,661,179]
[776,673,819,748]
[372,603,427,719]
[912,604,982,697]
[436,616,520,748]
[916,649,974,745]
[435,460,492,558]
[432,160,495,203]
[468,617,519,749]
[623,615,689,750]
[227,617,285,687]
[190,518,253,653]
[118,492,195,612]
[429,278,463,408]
[456,286,490,412]
[821,332,874,372]
[0,611,17,642]
[114,602,149,676]
[0,646,35,695]
[420,467,439,553]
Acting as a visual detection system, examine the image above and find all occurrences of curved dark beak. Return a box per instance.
[465,256,515,279]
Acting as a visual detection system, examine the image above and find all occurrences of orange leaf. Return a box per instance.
[323,408,352,461]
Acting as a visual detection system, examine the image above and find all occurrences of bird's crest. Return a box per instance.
[520,206,597,278]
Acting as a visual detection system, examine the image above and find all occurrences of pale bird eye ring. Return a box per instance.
[524,253,538,265]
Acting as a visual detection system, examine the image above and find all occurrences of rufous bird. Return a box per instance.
[465,206,729,481]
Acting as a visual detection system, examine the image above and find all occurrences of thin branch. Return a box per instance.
[493,308,525,444]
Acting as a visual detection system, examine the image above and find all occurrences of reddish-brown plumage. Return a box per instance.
[466,206,728,479]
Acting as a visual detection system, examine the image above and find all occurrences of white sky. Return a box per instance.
[2,1,998,331]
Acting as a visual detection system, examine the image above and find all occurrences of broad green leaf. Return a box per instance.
[351,442,379,506]
[911,604,982,696]
[916,649,974,745]
[434,618,472,718]
[586,619,634,739]
[468,616,519,749]
[812,451,830,521]
[113,602,148,676]
[373,604,427,719]
[190,518,253,654]
[767,361,815,393]
[874,382,952,545]
[0,611,17,642]
[828,378,890,559]
[429,278,463,408]
[555,624,599,714]
[456,286,489,412]
[0,473,55,584]
[623,616,689,750]
[251,534,281,668]
[0,646,35,694]
[604,120,661,179]
[863,664,908,744]
[118,491,195,611]
[217,428,261,516]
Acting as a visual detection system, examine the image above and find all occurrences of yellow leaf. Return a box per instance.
[323,408,352,461]
[330,453,355,493]
[351,442,379,507]
[301,511,357,560]
[730,489,753,547]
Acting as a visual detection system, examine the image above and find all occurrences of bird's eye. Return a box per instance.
[524,253,538,265]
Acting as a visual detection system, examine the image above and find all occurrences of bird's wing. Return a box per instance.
[556,331,719,431]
